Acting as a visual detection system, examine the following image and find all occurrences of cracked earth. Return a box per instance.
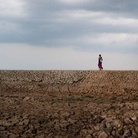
[0,70,138,138]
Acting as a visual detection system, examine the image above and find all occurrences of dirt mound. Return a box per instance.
[0,70,138,137]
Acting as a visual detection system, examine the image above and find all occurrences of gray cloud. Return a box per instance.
[0,0,138,53]
[76,0,138,17]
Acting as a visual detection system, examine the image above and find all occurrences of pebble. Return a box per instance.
[98,131,108,138]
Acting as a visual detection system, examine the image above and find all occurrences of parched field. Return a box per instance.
[0,70,138,138]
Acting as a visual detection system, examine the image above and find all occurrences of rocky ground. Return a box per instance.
[0,70,138,138]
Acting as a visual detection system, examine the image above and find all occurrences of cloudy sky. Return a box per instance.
[0,0,138,70]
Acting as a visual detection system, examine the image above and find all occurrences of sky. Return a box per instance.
[0,0,138,70]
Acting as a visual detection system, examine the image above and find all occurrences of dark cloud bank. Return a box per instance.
[0,0,138,53]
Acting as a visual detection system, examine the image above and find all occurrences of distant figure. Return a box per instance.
[98,54,103,70]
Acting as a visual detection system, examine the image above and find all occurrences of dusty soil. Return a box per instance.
[0,70,138,138]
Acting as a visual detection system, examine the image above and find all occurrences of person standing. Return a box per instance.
[98,54,103,70]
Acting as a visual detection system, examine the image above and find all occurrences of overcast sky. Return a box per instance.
[0,0,138,70]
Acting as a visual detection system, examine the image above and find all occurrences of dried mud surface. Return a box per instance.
[0,70,138,138]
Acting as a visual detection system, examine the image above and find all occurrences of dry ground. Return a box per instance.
[0,70,138,138]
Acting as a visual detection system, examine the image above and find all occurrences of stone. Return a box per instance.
[94,116,104,123]
[85,134,93,138]
[0,126,6,131]
[131,132,138,138]
[98,131,108,138]
[131,116,137,121]
[124,117,133,125]
[0,120,11,127]
[112,119,122,128]
[23,96,30,101]
[134,126,138,134]
[111,130,116,136]
[22,119,29,126]
[123,129,132,137]
[117,128,124,136]
[94,124,101,131]
[105,121,112,128]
